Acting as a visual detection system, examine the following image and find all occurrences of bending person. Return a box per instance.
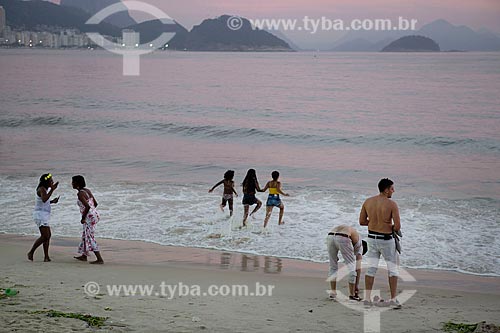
[326,224,367,301]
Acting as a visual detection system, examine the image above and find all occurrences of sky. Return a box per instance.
[50,0,500,49]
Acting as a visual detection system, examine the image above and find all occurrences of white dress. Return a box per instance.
[33,188,51,227]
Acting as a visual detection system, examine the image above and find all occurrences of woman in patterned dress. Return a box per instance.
[72,175,104,264]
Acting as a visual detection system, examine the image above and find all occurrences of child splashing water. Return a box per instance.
[262,171,289,228]
[209,170,238,217]
[241,169,263,227]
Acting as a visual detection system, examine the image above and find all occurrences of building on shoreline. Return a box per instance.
[0,5,124,48]
[0,6,5,37]
[0,26,123,48]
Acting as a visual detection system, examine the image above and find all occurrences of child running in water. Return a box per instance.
[28,173,60,262]
[262,171,289,228]
[209,170,238,216]
[241,168,263,227]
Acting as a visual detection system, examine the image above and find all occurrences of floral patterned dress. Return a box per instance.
[77,191,100,256]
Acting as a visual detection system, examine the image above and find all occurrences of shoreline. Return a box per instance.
[1,233,499,332]
[1,233,499,295]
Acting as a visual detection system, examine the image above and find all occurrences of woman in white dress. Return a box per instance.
[28,173,59,262]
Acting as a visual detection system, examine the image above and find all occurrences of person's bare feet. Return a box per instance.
[27,252,34,261]
[44,257,51,262]
[219,204,224,212]
[74,255,87,261]
[90,260,104,265]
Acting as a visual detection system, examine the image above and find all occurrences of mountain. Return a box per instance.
[418,19,500,51]
[331,37,397,52]
[2,3,293,52]
[329,19,500,52]
[124,19,189,50]
[182,15,292,51]
[265,29,302,51]
[0,0,121,36]
[331,38,378,52]
[381,35,440,52]
[329,29,406,51]
[60,0,136,28]
[123,15,293,51]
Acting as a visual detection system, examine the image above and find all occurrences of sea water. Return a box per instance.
[0,49,499,276]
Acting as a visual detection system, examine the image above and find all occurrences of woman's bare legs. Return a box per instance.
[249,200,262,218]
[243,205,250,226]
[90,251,104,264]
[28,226,51,261]
[243,200,262,226]
[228,199,234,217]
[263,206,273,228]
[278,203,285,225]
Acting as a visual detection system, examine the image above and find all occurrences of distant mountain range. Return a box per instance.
[1,0,291,51]
[331,19,500,52]
[3,0,498,52]
[265,29,302,51]
[60,0,136,28]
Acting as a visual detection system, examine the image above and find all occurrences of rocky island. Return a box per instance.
[381,35,440,52]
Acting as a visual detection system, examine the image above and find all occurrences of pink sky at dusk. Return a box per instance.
[50,0,500,33]
[48,0,500,49]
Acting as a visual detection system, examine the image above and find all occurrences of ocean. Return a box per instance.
[0,49,499,276]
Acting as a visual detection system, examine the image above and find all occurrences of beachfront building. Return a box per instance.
[0,24,119,48]
[0,6,5,37]
[122,29,139,48]
[0,26,14,44]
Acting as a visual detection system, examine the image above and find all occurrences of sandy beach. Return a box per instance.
[0,234,499,332]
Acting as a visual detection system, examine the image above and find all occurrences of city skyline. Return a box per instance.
[43,0,500,49]
[2,1,500,51]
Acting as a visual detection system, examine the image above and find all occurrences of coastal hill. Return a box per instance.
[419,19,500,51]
[118,15,292,51]
[381,35,440,52]
[1,0,292,51]
[60,0,137,28]
[330,19,500,52]
[125,19,189,50]
[182,15,292,51]
[0,0,121,36]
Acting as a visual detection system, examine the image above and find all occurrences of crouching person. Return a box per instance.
[326,224,367,301]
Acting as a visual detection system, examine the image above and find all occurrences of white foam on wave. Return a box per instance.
[1,176,498,276]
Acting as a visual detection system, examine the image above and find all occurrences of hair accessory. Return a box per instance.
[44,174,52,180]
